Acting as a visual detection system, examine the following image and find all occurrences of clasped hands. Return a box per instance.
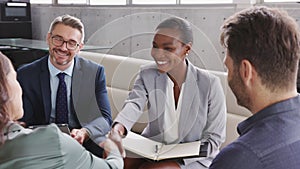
[71,127,126,158]
[70,128,89,144]
[100,129,126,158]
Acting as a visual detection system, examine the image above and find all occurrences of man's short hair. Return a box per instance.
[220,6,300,91]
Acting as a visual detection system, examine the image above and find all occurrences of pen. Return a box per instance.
[155,145,159,154]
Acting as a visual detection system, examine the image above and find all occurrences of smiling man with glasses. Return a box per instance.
[51,34,80,50]
[16,14,112,158]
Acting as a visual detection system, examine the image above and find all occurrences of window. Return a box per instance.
[90,0,126,5]
[30,0,236,5]
[132,0,176,4]
[264,0,298,2]
[30,0,51,4]
[58,0,87,4]
[181,0,232,4]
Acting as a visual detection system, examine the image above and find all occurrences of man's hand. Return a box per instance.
[110,129,126,158]
[70,128,89,144]
[100,129,126,158]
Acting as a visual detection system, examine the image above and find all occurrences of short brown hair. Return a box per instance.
[220,6,300,91]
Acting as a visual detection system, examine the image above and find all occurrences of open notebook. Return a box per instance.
[122,131,208,161]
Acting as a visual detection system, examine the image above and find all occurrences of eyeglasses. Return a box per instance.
[51,35,79,50]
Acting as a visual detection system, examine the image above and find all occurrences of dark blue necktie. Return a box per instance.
[55,72,68,124]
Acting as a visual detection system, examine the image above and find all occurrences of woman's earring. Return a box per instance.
[186,50,190,56]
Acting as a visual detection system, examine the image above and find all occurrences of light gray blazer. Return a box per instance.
[0,123,123,169]
[114,59,226,168]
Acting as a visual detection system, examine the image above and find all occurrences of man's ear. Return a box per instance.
[46,33,51,45]
[78,43,84,51]
[239,59,255,86]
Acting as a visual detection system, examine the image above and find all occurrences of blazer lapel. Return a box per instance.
[178,60,198,141]
[40,57,52,123]
[154,72,167,137]
[72,57,82,109]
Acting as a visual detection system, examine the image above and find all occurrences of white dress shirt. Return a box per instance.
[163,77,185,144]
[48,57,78,128]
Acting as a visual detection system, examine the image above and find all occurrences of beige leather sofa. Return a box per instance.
[79,51,252,148]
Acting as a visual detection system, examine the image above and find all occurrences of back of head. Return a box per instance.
[48,14,85,43]
[156,16,193,44]
[0,53,12,146]
[220,6,300,92]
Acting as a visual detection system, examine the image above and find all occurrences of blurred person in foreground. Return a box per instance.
[209,6,300,169]
[0,52,123,169]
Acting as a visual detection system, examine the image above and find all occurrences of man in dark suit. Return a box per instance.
[17,14,112,157]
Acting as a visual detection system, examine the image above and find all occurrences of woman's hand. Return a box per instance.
[100,129,126,158]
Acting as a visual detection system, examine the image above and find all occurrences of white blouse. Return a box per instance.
[163,77,185,144]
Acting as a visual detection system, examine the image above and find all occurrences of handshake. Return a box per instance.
[100,128,126,158]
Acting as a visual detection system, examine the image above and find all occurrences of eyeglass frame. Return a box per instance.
[50,34,80,50]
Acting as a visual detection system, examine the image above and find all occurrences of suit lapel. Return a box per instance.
[72,57,82,109]
[178,60,198,140]
[40,57,52,123]
[155,72,167,136]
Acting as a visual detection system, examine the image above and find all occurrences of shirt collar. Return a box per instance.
[237,94,300,135]
[48,55,74,77]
